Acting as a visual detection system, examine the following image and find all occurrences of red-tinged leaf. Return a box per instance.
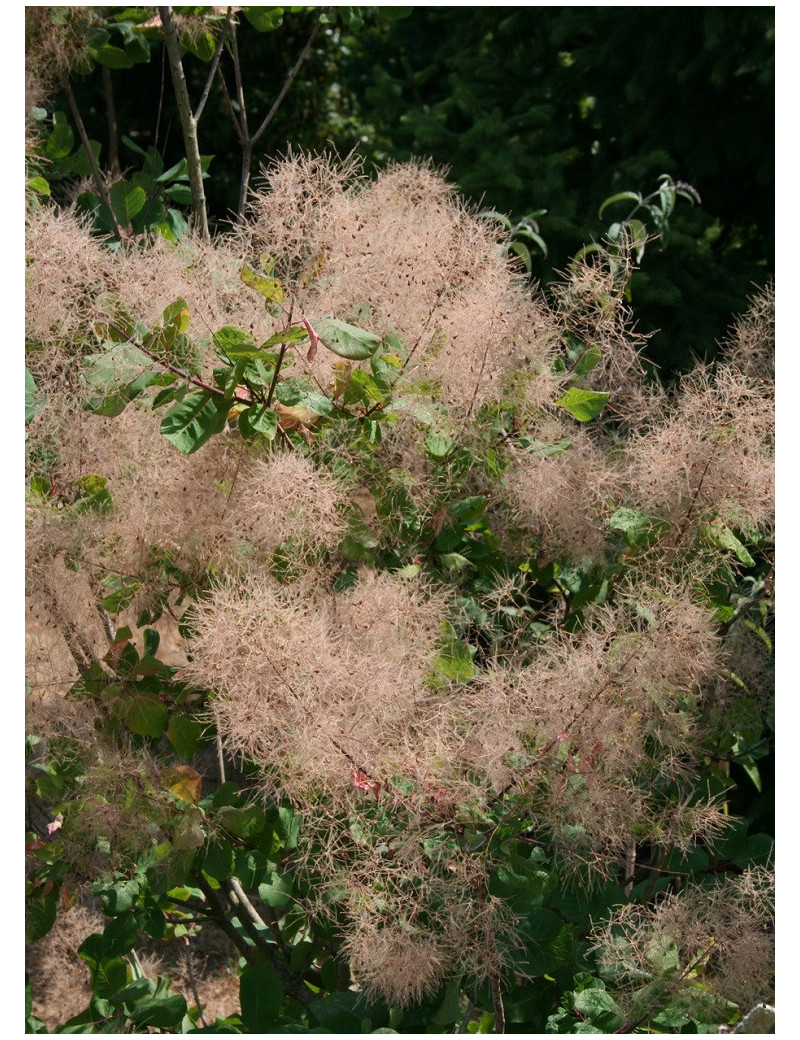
[104,631,132,669]
[46,816,63,836]
[350,769,381,799]
[302,315,320,362]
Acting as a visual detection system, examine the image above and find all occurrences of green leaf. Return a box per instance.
[242,7,285,32]
[216,804,267,840]
[424,432,454,459]
[431,623,475,684]
[145,299,191,354]
[83,342,171,416]
[184,28,216,62]
[437,552,474,572]
[480,209,513,230]
[515,909,573,976]
[213,326,258,361]
[166,183,194,205]
[338,7,364,29]
[699,523,756,566]
[315,318,382,361]
[110,181,147,224]
[102,912,139,957]
[275,378,334,415]
[173,807,206,851]
[573,345,602,376]
[27,175,51,196]
[69,139,103,179]
[73,473,113,514]
[262,326,310,349]
[166,713,205,759]
[26,367,45,425]
[131,994,189,1029]
[275,804,301,850]
[200,839,235,883]
[160,392,230,454]
[123,690,169,737]
[608,507,669,547]
[624,217,648,263]
[598,191,641,219]
[46,112,74,159]
[555,387,610,422]
[92,43,136,68]
[77,935,129,998]
[519,436,572,457]
[239,965,284,1032]
[430,979,462,1026]
[258,870,294,908]
[241,263,285,303]
[238,404,279,440]
[572,987,625,1032]
[309,992,365,1031]
[509,240,532,271]
[514,226,548,259]
[95,878,140,915]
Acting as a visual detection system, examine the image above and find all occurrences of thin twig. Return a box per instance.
[214,63,244,143]
[623,840,637,897]
[228,878,290,956]
[107,322,251,404]
[221,879,314,1005]
[233,19,321,219]
[63,78,123,240]
[193,8,233,123]
[675,446,718,543]
[252,21,320,147]
[216,732,227,786]
[456,1001,476,1033]
[183,935,209,1028]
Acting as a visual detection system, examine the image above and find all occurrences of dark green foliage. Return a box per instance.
[342,7,774,372]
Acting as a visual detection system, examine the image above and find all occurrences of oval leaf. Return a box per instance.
[160,392,230,454]
[240,263,285,304]
[110,181,147,224]
[555,387,610,422]
[315,318,381,361]
[240,965,284,1032]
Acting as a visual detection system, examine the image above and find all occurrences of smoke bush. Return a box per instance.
[26,154,774,1031]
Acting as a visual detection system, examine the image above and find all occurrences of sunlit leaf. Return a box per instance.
[315,317,381,360]
[555,387,610,422]
[241,263,285,303]
[162,765,202,805]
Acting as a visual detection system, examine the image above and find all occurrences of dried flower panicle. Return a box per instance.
[242,155,557,412]
[590,867,775,1018]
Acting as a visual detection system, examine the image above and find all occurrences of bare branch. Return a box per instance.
[193,7,234,124]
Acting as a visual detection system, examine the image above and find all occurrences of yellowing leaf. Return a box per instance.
[161,765,202,805]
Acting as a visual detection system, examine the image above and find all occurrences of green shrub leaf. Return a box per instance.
[315,318,382,360]
[239,965,284,1032]
[160,392,230,454]
[555,387,611,422]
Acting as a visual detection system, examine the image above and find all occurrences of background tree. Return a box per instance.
[342,6,774,375]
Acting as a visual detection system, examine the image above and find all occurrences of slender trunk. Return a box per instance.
[158,6,210,240]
